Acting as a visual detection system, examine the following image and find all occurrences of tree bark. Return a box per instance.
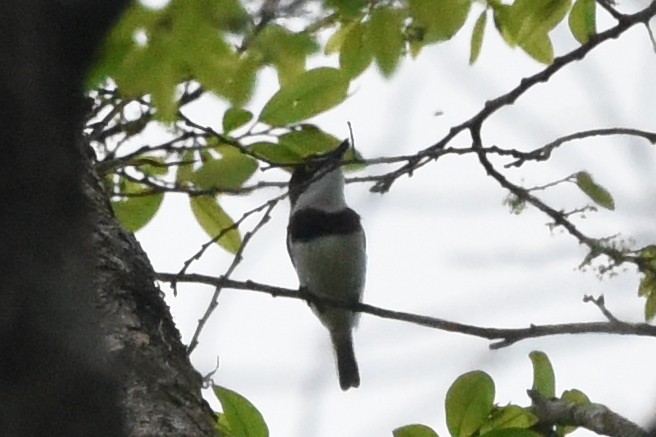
[0,1,215,435]
[85,147,217,435]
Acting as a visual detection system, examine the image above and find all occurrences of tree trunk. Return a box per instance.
[0,1,215,435]
[85,144,217,435]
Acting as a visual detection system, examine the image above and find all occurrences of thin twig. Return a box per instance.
[110,179,285,199]
[95,131,198,174]
[505,127,656,168]
[583,294,619,322]
[186,201,278,355]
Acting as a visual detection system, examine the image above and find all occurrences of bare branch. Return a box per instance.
[505,127,656,168]
[155,272,656,349]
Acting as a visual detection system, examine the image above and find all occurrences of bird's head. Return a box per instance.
[288,139,351,211]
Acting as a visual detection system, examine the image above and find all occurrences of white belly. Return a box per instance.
[291,232,366,331]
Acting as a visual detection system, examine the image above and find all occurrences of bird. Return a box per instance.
[286,139,366,390]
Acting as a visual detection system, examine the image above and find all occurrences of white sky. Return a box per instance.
[134,2,656,436]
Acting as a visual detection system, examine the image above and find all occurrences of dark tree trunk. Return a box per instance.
[85,146,216,436]
[0,1,215,435]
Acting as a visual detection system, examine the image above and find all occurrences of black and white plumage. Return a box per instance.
[287,140,366,390]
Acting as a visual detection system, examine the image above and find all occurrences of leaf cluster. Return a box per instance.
[394,351,592,437]
[211,352,607,437]
[91,0,605,257]
[91,0,600,121]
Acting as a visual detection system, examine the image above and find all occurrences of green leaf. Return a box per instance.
[645,282,656,321]
[393,424,440,437]
[408,0,472,43]
[639,246,656,321]
[569,0,596,44]
[107,1,257,113]
[493,0,569,63]
[529,351,555,399]
[326,0,367,18]
[446,371,495,437]
[253,24,319,85]
[492,5,516,46]
[215,412,231,435]
[556,389,590,435]
[367,7,405,77]
[196,51,258,107]
[112,180,164,232]
[639,245,656,270]
[113,2,232,119]
[639,246,656,290]
[214,386,268,437]
[278,125,341,157]
[520,32,554,64]
[512,0,571,42]
[175,2,258,106]
[190,195,242,253]
[223,108,254,133]
[115,39,180,120]
[339,21,373,78]
[230,53,260,106]
[479,406,538,433]
[194,147,258,191]
[528,0,571,37]
[575,171,615,210]
[560,389,590,405]
[470,10,487,64]
[259,67,349,126]
[248,142,301,165]
[326,22,356,55]
[93,1,259,114]
[87,3,161,87]
[207,0,250,32]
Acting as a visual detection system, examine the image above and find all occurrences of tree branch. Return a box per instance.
[529,390,649,437]
[155,272,656,349]
[505,127,656,168]
[370,2,656,193]
[470,123,638,272]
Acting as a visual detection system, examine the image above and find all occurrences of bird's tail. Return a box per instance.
[332,332,360,390]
